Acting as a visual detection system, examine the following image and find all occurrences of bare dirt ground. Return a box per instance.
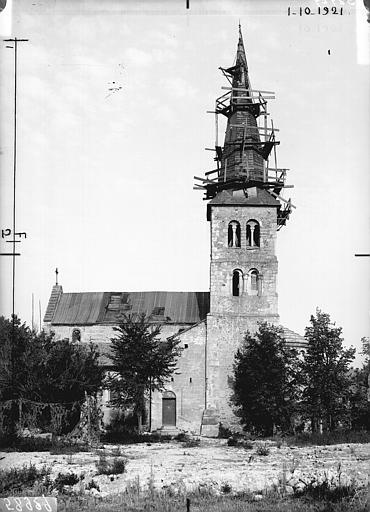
[1,438,370,497]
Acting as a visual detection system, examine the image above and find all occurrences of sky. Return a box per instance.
[0,0,369,365]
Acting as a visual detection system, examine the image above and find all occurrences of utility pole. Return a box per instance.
[3,37,29,396]
[3,37,29,322]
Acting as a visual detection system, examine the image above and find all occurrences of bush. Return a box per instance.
[183,437,200,448]
[11,435,53,452]
[256,443,270,456]
[101,412,140,443]
[242,439,253,450]
[86,479,100,491]
[50,441,91,455]
[275,436,283,449]
[287,430,370,447]
[95,452,127,475]
[218,424,233,439]
[174,432,187,442]
[1,434,92,454]
[53,472,80,492]
[0,464,50,494]
[294,477,357,502]
[227,436,238,447]
[220,482,232,494]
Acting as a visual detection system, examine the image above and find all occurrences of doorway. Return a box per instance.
[162,391,176,426]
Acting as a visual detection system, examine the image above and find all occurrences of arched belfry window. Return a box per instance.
[248,268,261,296]
[228,221,241,248]
[246,220,260,247]
[72,328,81,343]
[232,269,243,297]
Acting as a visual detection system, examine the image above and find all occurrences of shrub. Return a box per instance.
[275,436,283,449]
[102,412,140,444]
[109,458,127,474]
[0,464,50,493]
[174,432,187,442]
[50,439,91,454]
[218,424,233,439]
[220,482,232,494]
[227,436,238,447]
[1,435,53,452]
[256,443,270,456]
[53,472,80,492]
[287,430,370,447]
[95,452,127,475]
[183,437,200,448]
[242,439,253,450]
[86,479,100,491]
[294,477,357,502]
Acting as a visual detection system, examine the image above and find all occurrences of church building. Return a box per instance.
[43,28,306,436]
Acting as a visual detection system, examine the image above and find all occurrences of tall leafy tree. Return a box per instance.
[108,314,182,431]
[348,337,370,430]
[300,309,355,432]
[232,322,300,436]
[0,315,104,434]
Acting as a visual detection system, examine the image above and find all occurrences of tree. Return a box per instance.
[348,337,370,430]
[0,315,104,434]
[232,322,300,436]
[108,314,182,431]
[361,336,370,370]
[300,309,355,432]
[361,336,370,403]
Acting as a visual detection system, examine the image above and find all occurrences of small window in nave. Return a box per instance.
[72,328,81,343]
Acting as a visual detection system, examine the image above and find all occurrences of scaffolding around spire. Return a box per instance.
[194,27,294,230]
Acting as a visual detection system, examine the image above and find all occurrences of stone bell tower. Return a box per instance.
[195,26,294,430]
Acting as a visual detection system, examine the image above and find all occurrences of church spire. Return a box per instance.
[235,22,249,86]
[194,25,294,230]
[218,26,264,183]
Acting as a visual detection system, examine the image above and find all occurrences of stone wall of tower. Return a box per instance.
[206,202,280,427]
[209,204,279,316]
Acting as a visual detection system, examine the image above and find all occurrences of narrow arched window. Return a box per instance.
[72,328,81,343]
[232,269,242,296]
[246,220,260,247]
[248,268,261,296]
[228,221,241,248]
[250,270,258,291]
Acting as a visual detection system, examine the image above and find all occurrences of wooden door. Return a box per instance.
[162,397,176,426]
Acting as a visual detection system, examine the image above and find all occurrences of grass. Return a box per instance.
[285,430,370,447]
[0,464,50,493]
[0,461,367,511]
[49,488,369,512]
[102,428,172,444]
[1,435,92,454]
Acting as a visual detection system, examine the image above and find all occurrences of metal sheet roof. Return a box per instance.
[51,292,106,325]
[281,326,307,349]
[50,291,210,325]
